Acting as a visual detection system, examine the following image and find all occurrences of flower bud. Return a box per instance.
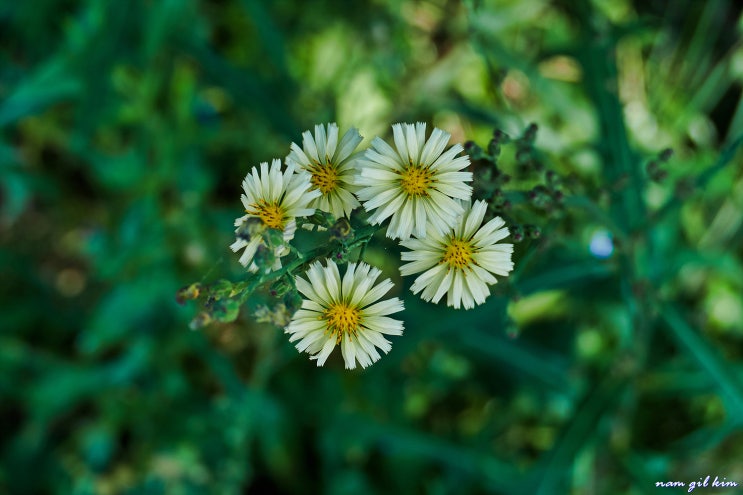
[651,169,668,183]
[487,138,501,157]
[525,224,541,239]
[176,283,201,304]
[304,210,335,229]
[524,123,538,142]
[236,217,264,241]
[253,244,276,271]
[329,217,353,242]
[190,312,212,330]
[332,249,350,264]
[512,225,524,242]
[283,290,303,314]
[659,147,673,161]
[464,140,481,156]
[254,303,293,327]
[212,298,240,323]
[262,227,286,248]
[269,277,293,297]
[492,129,509,142]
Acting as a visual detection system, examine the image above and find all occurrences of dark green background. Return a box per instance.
[2,0,743,493]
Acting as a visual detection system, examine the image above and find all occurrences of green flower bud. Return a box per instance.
[659,148,673,161]
[487,138,501,157]
[511,225,524,243]
[524,123,538,142]
[525,224,541,239]
[211,299,240,323]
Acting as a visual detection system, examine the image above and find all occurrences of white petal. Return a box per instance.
[431,268,454,304]
[357,278,394,307]
[336,127,362,162]
[341,262,357,301]
[363,297,404,316]
[361,316,403,337]
[315,124,328,161]
[307,262,334,304]
[399,256,440,276]
[405,123,420,164]
[303,130,320,163]
[392,123,409,164]
[341,335,356,369]
[324,260,342,299]
[462,200,487,239]
[314,337,337,367]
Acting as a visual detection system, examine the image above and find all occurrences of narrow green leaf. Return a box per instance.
[649,134,743,227]
[536,374,627,494]
[345,416,531,493]
[456,330,572,391]
[515,261,613,295]
[0,59,81,127]
[660,303,743,417]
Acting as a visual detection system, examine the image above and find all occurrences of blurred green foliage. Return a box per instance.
[2,0,743,493]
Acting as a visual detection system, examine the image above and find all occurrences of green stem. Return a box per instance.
[357,240,368,262]
[234,222,382,304]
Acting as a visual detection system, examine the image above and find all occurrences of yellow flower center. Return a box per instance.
[309,163,339,195]
[400,164,434,197]
[442,238,473,269]
[323,302,361,342]
[247,200,285,230]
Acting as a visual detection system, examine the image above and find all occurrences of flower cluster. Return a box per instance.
[230,122,514,369]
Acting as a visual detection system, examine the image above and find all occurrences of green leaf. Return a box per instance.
[456,329,572,391]
[535,374,627,494]
[660,303,743,418]
[515,261,613,295]
[343,415,530,493]
[0,59,81,127]
[0,171,32,223]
